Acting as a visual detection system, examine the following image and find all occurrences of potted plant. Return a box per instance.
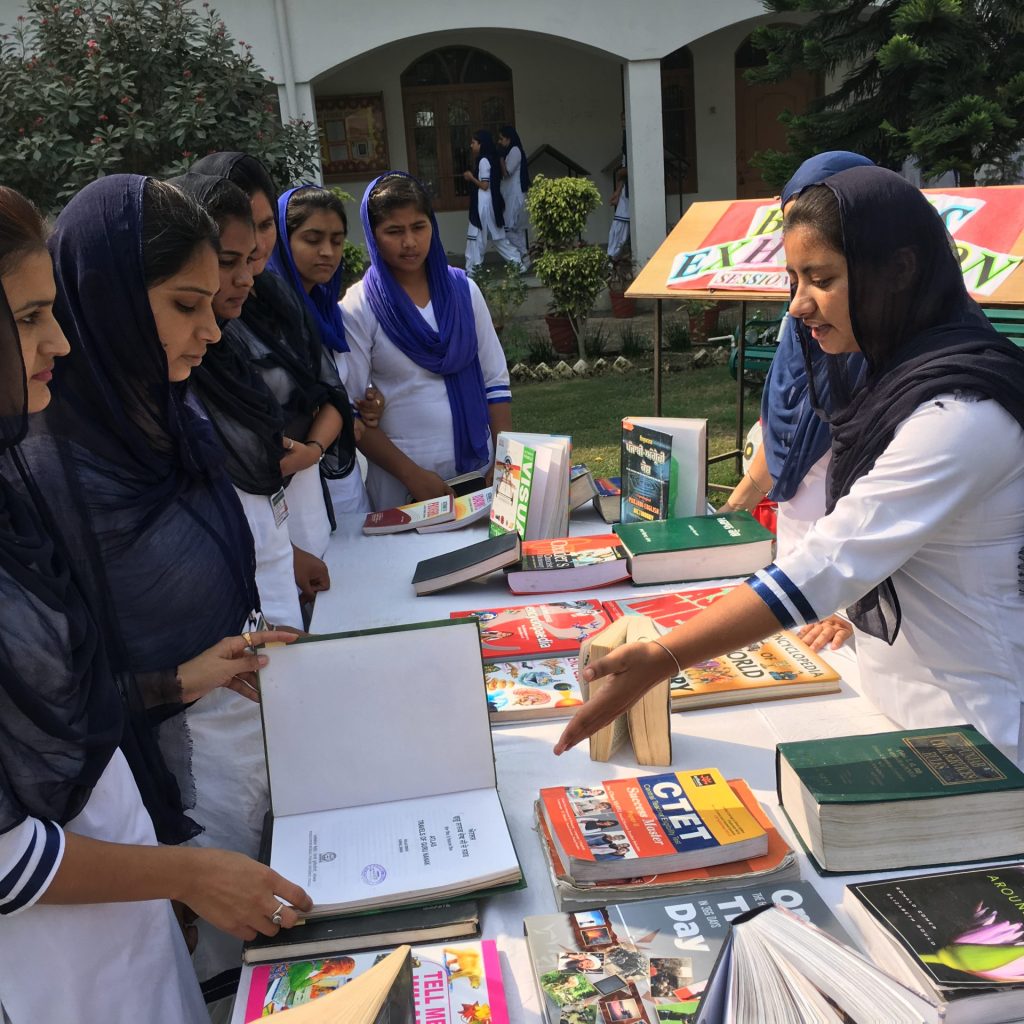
[681,298,719,345]
[525,174,607,359]
[340,239,368,297]
[469,262,528,336]
[607,254,636,319]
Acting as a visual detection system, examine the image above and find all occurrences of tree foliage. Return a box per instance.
[749,0,1024,187]
[0,0,319,211]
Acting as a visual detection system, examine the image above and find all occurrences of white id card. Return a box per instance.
[270,487,289,528]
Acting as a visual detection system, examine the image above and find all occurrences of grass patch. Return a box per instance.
[511,364,759,491]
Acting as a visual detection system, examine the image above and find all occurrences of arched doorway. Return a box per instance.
[662,45,698,196]
[401,46,515,211]
[734,32,820,198]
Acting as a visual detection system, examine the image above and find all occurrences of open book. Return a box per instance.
[258,620,522,918]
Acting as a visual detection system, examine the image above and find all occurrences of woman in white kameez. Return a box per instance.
[498,124,530,266]
[464,129,523,274]
[557,165,1024,766]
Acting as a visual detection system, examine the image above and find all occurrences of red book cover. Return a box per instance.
[518,534,624,568]
[363,506,414,530]
[450,599,612,661]
[603,585,734,630]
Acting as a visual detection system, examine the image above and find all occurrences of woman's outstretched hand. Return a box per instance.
[178,848,313,941]
[797,615,853,652]
[177,630,298,704]
[554,641,675,755]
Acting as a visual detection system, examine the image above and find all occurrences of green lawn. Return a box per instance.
[509,364,762,492]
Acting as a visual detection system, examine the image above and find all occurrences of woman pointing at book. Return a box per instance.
[557,165,1024,764]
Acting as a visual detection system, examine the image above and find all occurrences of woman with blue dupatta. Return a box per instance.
[556,165,1024,766]
[721,151,873,651]
[464,129,524,274]
[341,172,512,511]
[268,184,376,515]
[498,124,530,265]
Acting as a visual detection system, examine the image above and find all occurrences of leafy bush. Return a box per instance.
[0,0,319,211]
[470,261,528,329]
[582,322,608,360]
[524,330,555,366]
[665,319,691,352]
[533,245,609,334]
[618,322,650,359]
[525,174,602,248]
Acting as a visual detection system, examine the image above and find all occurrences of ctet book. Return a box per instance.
[613,511,775,585]
[538,767,768,883]
[257,620,522,918]
[489,431,571,540]
[416,486,493,533]
[524,880,846,1024]
[363,494,454,534]
[233,938,508,1024]
[777,724,1024,873]
[620,416,707,524]
[410,532,521,596]
[504,533,630,595]
[243,900,480,965]
[580,615,672,766]
[693,904,939,1024]
[534,778,799,911]
[844,862,1024,1024]
[449,598,612,662]
[483,656,584,723]
[592,475,622,523]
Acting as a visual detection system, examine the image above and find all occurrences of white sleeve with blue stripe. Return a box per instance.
[467,279,512,404]
[745,397,1017,628]
[0,817,65,916]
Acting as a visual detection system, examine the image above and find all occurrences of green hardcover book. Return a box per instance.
[613,511,775,585]
[777,725,1024,873]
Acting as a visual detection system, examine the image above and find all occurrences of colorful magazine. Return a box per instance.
[238,940,508,1022]
[524,882,847,1024]
[484,657,584,722]
[450,599,612,662]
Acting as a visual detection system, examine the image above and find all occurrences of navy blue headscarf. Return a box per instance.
[28,175,258,680]
[360,171,491,474]
[807,166,1024,641]
[468,130,506,232]
[500,124,530,193]
[268,185,349,353]
[761,151,874,501]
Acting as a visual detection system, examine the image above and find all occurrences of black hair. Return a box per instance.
[284,187,348,236]
[783,184,844,255]
[365,174,433,232]
[204,179,253,232]
[0,185,47,278]
[141,179,218,288]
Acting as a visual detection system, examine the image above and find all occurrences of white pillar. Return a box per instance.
[292,80,323,185]
[623,59,667,266]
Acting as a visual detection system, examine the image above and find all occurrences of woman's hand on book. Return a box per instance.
[406,467,455,503]
[177,630,298,704]
[797,615,853,652]
[177,848,312,941]
[554,640,669,754]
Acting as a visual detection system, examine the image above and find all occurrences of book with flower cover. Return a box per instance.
[363,495,454,534]
[538,768,768,883]
[449,599,612,662]
[524,880,846,1024]
[483,656,584,723]
[843,862,1024,1021]
[233,939,509,1024]
[535,778,798,910]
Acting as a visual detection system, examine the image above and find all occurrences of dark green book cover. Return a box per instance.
[778,724,1024,805]
[614,511,772,555]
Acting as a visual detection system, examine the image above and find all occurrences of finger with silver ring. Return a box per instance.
[271,900,286,926]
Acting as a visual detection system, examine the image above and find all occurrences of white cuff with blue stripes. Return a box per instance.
[747,564,818,630]
[486,384,511,404]
[0,817,65,916]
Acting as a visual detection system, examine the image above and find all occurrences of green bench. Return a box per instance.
[982,307,1024,348]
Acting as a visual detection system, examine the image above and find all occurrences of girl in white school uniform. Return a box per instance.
[557,165,1024,766]
[464,129,523,274]
[341,172,512,511]
[498,124,530,265]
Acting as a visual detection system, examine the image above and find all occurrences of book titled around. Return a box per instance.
[539,767,768,883]
[613,511,775,585]
[778,724,1024,873]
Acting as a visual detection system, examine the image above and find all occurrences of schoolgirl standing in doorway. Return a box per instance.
[463,129,523,273]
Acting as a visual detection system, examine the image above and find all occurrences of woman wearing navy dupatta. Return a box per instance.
[0,183,308,1023]
[341,171,512,511]
[498,124,530,264]
[557,165,1024,767]
[464,129,524,274]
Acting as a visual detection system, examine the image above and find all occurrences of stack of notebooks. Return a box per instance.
[535,768,797,910]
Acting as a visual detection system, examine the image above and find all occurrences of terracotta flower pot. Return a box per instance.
[545,314,577,355]
[609,289,636,319]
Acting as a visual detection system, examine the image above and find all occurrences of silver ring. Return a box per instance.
[271,900,285,925]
